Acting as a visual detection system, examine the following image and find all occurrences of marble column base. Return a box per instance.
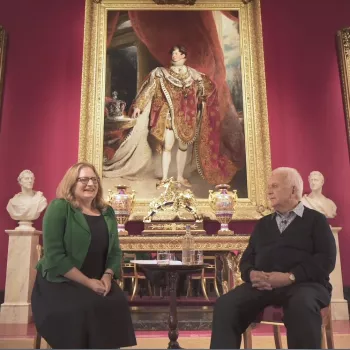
[331,298,349,320]
[329,227,349,320]
[0,303,32,324]
[0,229,41,324]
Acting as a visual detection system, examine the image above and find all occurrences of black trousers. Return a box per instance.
[210,282,330,349]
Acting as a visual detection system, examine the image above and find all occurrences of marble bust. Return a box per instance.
[6,170,47,230]
[301,171,337,218]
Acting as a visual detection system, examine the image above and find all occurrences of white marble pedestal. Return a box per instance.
[0,229,41,324]
[330,227,349,320]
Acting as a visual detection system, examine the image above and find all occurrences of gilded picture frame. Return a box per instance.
[79,0,271,220]
[336,27,350,157]
[0,26,7,124]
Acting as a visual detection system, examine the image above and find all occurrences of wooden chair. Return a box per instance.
[33,245,51,349]
[120,252,152,300]
[242,305,334,349]
[187,256,220,300]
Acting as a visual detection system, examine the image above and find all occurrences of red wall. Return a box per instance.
[0,0,85,289]
[261,0,350,284]
[0,0,349,289]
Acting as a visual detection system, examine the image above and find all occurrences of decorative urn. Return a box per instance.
[209,184,238,235]
[107,185,135,235]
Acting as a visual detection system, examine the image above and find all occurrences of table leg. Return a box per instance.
[167,271,181,349]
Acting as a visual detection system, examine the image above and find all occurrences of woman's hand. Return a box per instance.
[101,273,112,296]
[86,278,106,295]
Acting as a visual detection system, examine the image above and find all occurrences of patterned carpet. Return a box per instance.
[1,334,350,349]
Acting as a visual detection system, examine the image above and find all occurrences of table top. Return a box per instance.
[131,259,207,272]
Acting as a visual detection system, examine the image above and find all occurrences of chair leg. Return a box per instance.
[147,281,153,297]
[321,325,327,349]
[243,325,253,349]
[273,325,282,349]
[214,278,221,298]
[325,313,334,349]
[33,331,41,349]
[119,279,124,290]
[201,278,209,301]
[131,277,138,301]
[186,278,192,298]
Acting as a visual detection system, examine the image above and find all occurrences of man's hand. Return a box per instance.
[101,273,112,297]
[132,107,140,118]
[250,270,272,291]
[266,272,292,288]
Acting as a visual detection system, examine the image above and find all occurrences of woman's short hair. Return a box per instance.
[169,44,187,58]
[56,162,108,210]
[17,170,34,184]
[272,167,304,200]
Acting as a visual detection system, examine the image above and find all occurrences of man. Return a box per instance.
[130,45,239,187]
[210,167,336,349]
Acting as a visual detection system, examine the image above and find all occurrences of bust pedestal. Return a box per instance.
[0,229,41,324]
[330,227,349,320]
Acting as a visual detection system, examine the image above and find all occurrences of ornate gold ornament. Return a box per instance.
[336,27,350,156]
[79,0,271,220]
[119,233,249,251]
[143,177,201,222]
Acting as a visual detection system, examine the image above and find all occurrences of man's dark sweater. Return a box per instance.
[239,207,336,292]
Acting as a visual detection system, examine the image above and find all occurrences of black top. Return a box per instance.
[239,207,336,292]
[80,214,109,279]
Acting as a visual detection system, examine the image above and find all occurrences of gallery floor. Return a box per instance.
[0,302,350,349]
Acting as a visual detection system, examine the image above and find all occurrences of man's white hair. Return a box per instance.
[271,167,304,200]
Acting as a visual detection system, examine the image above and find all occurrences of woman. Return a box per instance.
[31,162,136,349]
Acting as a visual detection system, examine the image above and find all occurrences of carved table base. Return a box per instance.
[168,271,180,349]
[135,263,205,348]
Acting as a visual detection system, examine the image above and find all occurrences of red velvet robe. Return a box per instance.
[131,65,237,185]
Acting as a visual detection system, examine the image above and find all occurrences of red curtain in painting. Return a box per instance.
[221,11,239,22]
[107,11,119,47]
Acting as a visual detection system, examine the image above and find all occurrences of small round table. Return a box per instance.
[132,261,206,349]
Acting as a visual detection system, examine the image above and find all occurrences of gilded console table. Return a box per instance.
[119,234,250,292]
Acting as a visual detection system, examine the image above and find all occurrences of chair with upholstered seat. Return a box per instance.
[242,305,334,349]
[120,252,152,300]
[186,255,220,300]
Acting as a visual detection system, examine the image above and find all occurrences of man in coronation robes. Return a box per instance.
[129,45,238,187]
[103,44,243,187]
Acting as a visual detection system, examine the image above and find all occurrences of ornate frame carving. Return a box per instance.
[0,26,7,123]
[336,27,350,157]
[79,0,271,220]
[119,234,249,251]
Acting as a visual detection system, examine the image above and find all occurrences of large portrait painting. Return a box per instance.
[0,26,7,126]
[79,0,271,220]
